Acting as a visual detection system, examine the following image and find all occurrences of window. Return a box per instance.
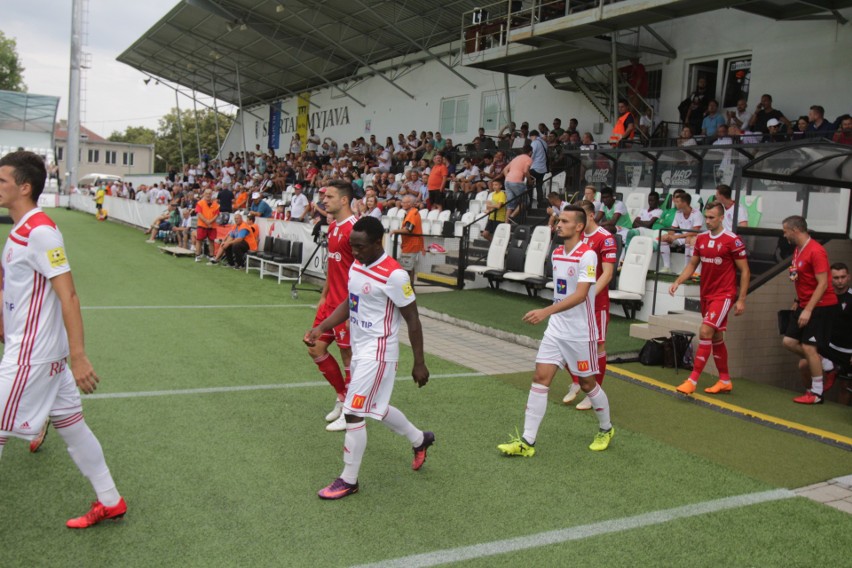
[87,149,99,163]
[646,68,663,101]
[439,96,470,137]
[722,57,751,108]
[105,151,117,165]
[123,152,134,166]
[480,89,516,133]
[57,146,64,161]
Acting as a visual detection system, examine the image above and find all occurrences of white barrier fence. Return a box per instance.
[69,195,328,278]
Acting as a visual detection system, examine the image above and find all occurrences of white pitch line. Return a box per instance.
[350,489,795,568]
[81,372,486,400]
[81,304,315,311]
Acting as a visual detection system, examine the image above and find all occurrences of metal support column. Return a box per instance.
[611,33,618,123]
[235,62,249,172]
[192,89,203,163]
[211,77,222,159]
[503,73,513,127]
[175,89,186,171]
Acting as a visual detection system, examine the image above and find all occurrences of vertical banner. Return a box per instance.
[268,102,281,150]
[297,92,310,152]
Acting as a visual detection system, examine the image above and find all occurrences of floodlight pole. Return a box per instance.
[66,0,83,191]
[175,90,186,170]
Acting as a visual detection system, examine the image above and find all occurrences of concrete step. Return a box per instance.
[647,310,703,330]
[416,272,456,288]
[629,323,656,341]
[431,263,475,281]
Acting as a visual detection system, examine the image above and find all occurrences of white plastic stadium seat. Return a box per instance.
[625,191,647,221]
[549,171,566,193]
[385,206,399,218]
[454,212,475,237]
[381,215,390,231]
[468,200,484,217]
[468,223,511,274]
[503,226,552,282]
[437,210,452,223]
[609,236,653,319]
[426,209,441,222]
[389,217,402,232]
[394,208,407,219]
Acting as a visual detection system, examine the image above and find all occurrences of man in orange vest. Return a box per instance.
[208,211,257,268]
[609,99,635,147]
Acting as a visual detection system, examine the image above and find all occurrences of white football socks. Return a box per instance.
[53,413,121,507]
[341,421,367,485]
[587,384,613,431]
[523,384,549,445]
[382,406,423,447]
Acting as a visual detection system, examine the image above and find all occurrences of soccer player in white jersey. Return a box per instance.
[714,184,748,231]
[305,216,433,500]
[0,151,126,528]
[498,205,616,455]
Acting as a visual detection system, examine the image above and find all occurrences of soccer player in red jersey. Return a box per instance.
[564,199,616,409]
[0,151,126,528]
[669,202,750,395]
[307,180,357,431]
[780,215,840,404]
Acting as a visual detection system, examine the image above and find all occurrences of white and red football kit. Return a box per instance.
[582,226,616,341]
[344,253,415,418]
[0,209,82,439]
[692,230,747,331]
[314,215,356,346]
[536,242,598,376]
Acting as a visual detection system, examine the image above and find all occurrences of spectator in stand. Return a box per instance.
[749,94,791,134]
[482,180,507,241]
[174,208,194,249]
[249,192,272,218]
[426,154,449,210]
[764,118,789,142]
[679,77,710,135]
[502,146,533,221]
[145,202,181,243]
[194,189,220,261]
[580,132,598,151]
[362,194,383,220]
[715,184,748,230]
[453,158,481,195]
[289,184,311,222]
[609,99,635,147]
[217,183,234,214]
[792,116,810,140]
[726,98,752,130]
[781,215,840,405]
[659,191,703,273]
[639,107,654,139]
[701,100,726,138]
[273,203,287,220]
[729,124,761,144]
[551,118,565,139]
[391,195,424,283]
[678,125,698,147]
[712,124,733,145]
[529,129,549,207]
[805,105,835,138]
[233,183,248,210]
[834,115,852,145]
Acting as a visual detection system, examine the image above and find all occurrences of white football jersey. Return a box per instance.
[2,209,71,365]
[545,241,598,342]
[723,203,748,231]
[347,253,415,362]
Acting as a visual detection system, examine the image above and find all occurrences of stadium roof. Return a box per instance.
[0,91,60,134]
[117,0,483,109]
[742,140,852,189]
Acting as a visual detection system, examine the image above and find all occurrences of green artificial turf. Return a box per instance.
[0,209,849,567]
[416,288,646,354]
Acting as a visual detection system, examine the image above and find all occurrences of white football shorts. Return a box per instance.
[0,358,82,440]
[344,358,398,419]
[535,334,599,377]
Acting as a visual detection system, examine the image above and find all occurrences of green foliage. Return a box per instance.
[107,108,233,172]
[0,30,26,92]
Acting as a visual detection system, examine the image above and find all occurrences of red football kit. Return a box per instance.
[314,215,357,346]
[581,226,616,341]
[693,230,747,331]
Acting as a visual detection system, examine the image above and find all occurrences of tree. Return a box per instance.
[108,108,233,173]
[0,31,26,92]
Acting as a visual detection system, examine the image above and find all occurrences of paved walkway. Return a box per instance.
[403,309,852,516]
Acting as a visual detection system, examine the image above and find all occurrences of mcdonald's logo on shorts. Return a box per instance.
[351,395,366,409]
[578,360,590,372]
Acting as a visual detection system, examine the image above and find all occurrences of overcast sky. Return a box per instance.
[5,0,233,137]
